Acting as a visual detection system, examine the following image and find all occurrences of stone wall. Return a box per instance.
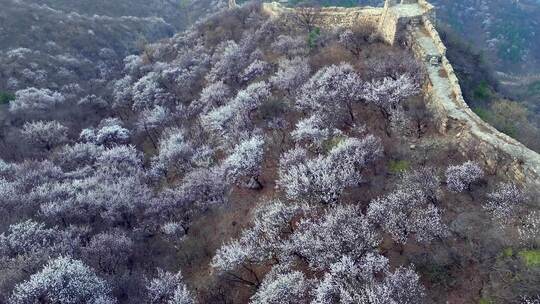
[414,15,540,186]
[262,3,382,29]
[378,7,400,44]
[314,7,382,28]
[422,18,446,55]
[418,0,436,21]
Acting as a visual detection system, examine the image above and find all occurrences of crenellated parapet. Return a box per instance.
[262,0,540,186]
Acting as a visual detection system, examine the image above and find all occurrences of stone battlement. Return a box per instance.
[262,0,540,186]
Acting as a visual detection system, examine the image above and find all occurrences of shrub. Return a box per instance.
[489,99,529,138]
[0,91,15,105]
[527,80,540,95]
[473,81,493,101]
[519,250,540,267]
[479,298,494,304]
[308,27,321,49]
[473,107,490,121]
[322,135,346,152]
[388,159,410,174]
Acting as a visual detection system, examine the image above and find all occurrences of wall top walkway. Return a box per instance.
[391,4,425,17]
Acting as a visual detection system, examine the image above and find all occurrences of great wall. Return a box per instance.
[258,0,540,187]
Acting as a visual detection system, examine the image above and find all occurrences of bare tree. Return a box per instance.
[291,2,322,33]
[339,25,378,58]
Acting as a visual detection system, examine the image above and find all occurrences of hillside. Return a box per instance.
[0,1,539,304]
[433,0,540,74]
[354,0,540,74]
[432,0,540,151]
[302,0,540,153]
[27,0,222,30]
[0,0,173,93]
[0,0,222,105]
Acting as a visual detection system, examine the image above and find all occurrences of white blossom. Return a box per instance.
[368,189,448,244]
[9,257,116,304]
[206,40,253,83]
[131,72,174,110]
[146,269,195,304]
[178,167,227,206]
[278,135,382,204]
[278,146,308,170]
[212,201,302,273]
[80,119,130,146]
[190,81,231,114]
[271,35,308,57]
[153,129,194,175]
[287,204,380,270]
[296,63,363,124]
[21,120,68,150]
[291,114,341,149]
[398,167,440,203]
[123,54,146,76]
[232,81,271,113]
[112,75,134,109]
[94,145,143,179]
[250,264,310,304]
[484,182,526,226]
[201,82,270,143]
[137,105,170,133]
[312,255,425,304]
[9,88,65,113]
[270,57,311,95]
[78,94,108,108]
[445,161,484,192]
[83,230,133,274]
[211,239,252,273]
[95,124,130,146]
[519,210,540,245]
[278,154,357,204]
[389,107,412,136]
[327,135,383,171]
[521,295,540,304]
[222,135,265,186]
[161,221,188,241]
[0,220,58,257]
[362,74,419,113]
[241,59,270,83]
